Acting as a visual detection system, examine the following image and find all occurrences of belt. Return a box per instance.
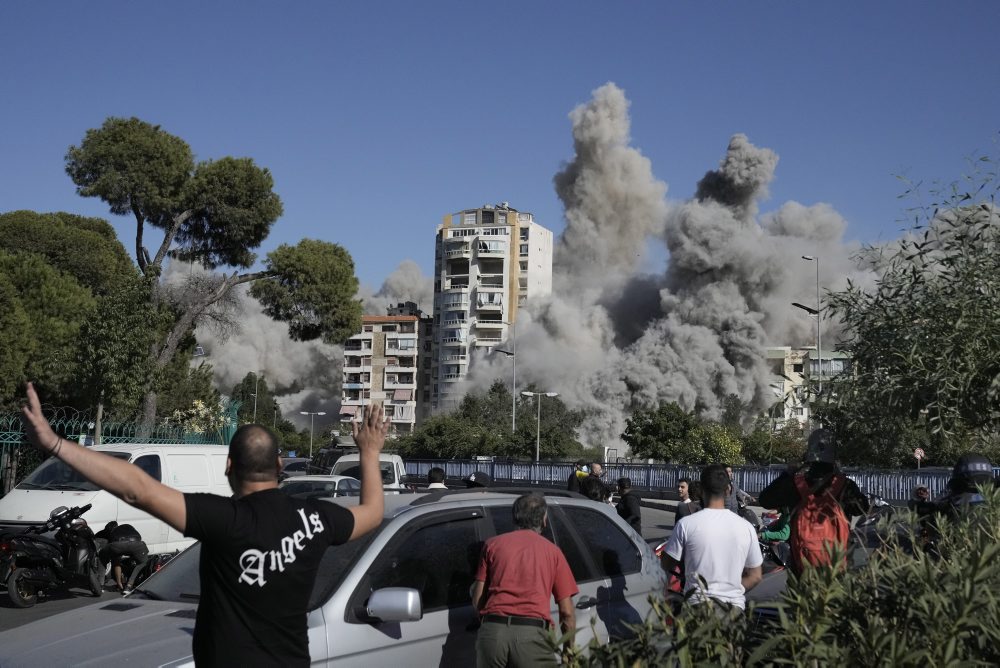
[481,614,549,629]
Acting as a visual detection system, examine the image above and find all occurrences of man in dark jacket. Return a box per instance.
[96,521,149,593]
[567,460,587,493]
[759,429,869,522]
[616,478,642,534]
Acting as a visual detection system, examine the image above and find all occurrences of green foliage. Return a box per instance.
[172,157,283,269]
[823,159,1000,464]
[155,362,221,420]
[584,489,1000,666]
[0,275,32,404]
[742,418,807,465]
[396,381,585,459]
[0,250,95,403]
[65,117,195,227]
[621,403,699,462]
[230,372,281,426]
[251,239,362,344]
[73,275,159,418]
[685,423,745,466]
[0,210,136,294]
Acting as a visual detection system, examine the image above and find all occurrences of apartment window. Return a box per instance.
[519,244,529,257]
[463,212,477,225]
[518,213,531,222]
[478,240,506,253]
[483,227,508,236]
[451,228,476,238]
[400,323,415,333]
[362,340,372,349]
[520,228,529,241]
[363,325,373,332]
[792,363,804,373]
[519,261,527,272]
[382,324,397,332]
[792,407,805,417]
[498,213,507,224]
[482,210,494,225]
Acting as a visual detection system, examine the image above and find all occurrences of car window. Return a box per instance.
[560,507,642,577]
[133,455,162,481]
[284,461,308,472]
[489,505,592,581]
[335,463,393,484]
[361,515,482,613]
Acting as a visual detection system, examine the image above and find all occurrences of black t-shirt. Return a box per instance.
[758,464,870,518]
[184,488,355,667]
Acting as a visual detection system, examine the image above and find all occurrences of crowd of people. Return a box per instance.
[18,381,997,668]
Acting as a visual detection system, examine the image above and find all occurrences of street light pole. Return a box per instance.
[801,256,821,394]
[299,410,327,458]
[521,391,558,462]
[252,373,261,423]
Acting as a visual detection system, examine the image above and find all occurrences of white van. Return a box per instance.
[331,453,408,492]
[0,443,230,554]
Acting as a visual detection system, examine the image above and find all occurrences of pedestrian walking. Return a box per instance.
[472,493,577,667]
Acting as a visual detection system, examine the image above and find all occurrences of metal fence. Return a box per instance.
[404,459,1000,504]
[0,405,238,496]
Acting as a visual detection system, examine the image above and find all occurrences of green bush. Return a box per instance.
[576,488,1000,666]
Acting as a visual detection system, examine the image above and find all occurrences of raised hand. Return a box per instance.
[352,402,389,454]
[20,382,61,455]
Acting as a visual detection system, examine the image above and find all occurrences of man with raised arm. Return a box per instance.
[20,382,388,667]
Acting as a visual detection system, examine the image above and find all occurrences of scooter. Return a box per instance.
[0,504,104,607]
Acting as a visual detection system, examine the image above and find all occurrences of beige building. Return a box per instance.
[767,346,852,426]
[431,203,553,410]
[340,312,428,435]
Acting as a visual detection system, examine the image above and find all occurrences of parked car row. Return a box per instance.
[0,488,666,666]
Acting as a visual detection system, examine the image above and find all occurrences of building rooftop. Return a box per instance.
[361,315,419,323]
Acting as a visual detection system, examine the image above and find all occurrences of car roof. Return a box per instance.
[326,487,591,521]
[280,475,359,484]
[91,443,228,453]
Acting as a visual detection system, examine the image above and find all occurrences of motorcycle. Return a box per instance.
[0,504,104,607]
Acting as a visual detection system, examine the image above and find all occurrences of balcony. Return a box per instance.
[444,280,470,292]
[342,382,367,390]
[439,299,470,310]
[445,245,471,258]
[442,316,467,327]
[479,274,505,288]
[475,335,503,345]
[477,243,507,258]
[442,373,464,381]
[441,353,468,363]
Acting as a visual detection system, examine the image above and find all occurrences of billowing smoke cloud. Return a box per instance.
[468,83,872,447]
[358,259,434,315]
[163,262,344,430]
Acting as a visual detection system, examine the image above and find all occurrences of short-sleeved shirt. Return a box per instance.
[664,508,763,609]
[184,489,355,667]
[474,529,578,625]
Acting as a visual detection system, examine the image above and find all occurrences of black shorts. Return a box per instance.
[106,540,149,563]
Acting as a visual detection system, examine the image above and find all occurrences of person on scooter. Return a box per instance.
[758,508,791,543]
[96,521,149,594]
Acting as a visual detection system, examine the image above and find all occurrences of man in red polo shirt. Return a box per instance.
[471,493,578,667]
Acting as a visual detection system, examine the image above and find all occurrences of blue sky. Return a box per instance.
[2,1,998,288]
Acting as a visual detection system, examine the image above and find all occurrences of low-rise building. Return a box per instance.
[767,346,852,426]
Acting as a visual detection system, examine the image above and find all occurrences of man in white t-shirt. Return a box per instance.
[663,464,763,610]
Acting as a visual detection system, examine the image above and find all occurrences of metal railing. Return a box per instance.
[402,459,1000,503]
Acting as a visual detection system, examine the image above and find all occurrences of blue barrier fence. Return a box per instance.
[404,460,1000,504]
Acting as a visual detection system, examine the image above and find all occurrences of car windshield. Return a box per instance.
[280,481,351,499]
[137,522,385,610]
[16,452,131,491]
[333,462,393,484]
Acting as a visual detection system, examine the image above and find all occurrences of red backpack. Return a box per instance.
[790,472,850,575]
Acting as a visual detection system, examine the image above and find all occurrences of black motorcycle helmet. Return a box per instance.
[949,452,993,493]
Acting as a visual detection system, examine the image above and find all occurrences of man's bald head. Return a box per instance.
[229,424,280,483]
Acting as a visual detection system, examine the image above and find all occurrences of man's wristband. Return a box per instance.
[49,435,63,457]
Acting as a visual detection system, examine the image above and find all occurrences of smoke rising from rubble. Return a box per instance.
[469,82,872,447]
[358,259,434,315]
[164,262,344,429]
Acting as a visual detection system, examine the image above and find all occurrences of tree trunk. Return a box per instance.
[94,392,104,445]
[138,389,158,439]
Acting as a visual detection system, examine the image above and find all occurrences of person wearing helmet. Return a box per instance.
[758,430,870,528]
[937,453,993,522]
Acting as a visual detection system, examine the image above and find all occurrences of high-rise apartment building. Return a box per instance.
[339,306,431,435]
[431,203,553,410]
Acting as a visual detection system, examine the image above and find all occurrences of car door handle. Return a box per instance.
[576,596,598,609]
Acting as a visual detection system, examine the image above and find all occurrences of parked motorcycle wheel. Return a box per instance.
[7,568,38,608]
[88,555,103,596]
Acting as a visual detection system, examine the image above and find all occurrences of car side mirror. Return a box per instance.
[366,587,423,622]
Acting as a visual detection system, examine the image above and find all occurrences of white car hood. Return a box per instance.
[0,598,196,667]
